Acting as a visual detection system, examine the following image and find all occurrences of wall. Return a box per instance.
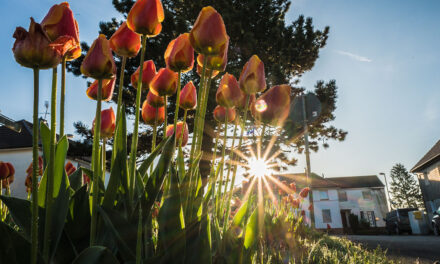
[416,161,440,213]
[311,189,343,229]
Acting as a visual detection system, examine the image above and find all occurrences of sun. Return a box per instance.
[248,157,272,178]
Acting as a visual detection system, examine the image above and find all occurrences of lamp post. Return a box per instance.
[379,172,392,211]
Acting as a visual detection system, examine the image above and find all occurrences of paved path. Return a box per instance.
[338,235,440,263]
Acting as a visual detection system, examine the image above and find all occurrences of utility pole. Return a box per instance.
[302,94,315,228]
[379,172,392,211]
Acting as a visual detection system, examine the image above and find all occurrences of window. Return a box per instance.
[322,209,332,223]
[338,190,347,201]
[320,190,329,200]
[362,190,372,200]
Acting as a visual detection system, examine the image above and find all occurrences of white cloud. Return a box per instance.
[336,50,372,62]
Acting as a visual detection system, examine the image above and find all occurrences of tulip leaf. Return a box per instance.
[232,200,249,228]
[177,147,185,183]
[69,167,84,191]
[40,122,50,165]
[137,139,166,180]
[244,207,258,249]
[184,214,212,264]
[72,246,119,264]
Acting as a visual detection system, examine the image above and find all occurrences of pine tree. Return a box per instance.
[389,163,423,208]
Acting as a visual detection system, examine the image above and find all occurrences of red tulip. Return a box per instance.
[213,105,236,123]
[189,6,229,55]
[239,55,266,94]
[149,68,178,96]
[109,22,141,58]
[290,197,300,208]
[196,63,219,78]
[251,85,291,126]
[0,162,14,188]
[25,174,33,193]
[12,18,63,69]
[41,2,81,60]
[2,174,14,189]
[146,91,165,108]
[142,100,165,125]
[299,187,310,198]
[216,73,243,108]
[0,162,11,180]
[196,36,229,72]
[237,94,255,110]
[26,156,44,176]
[65,161,76,176]
[308,203,313,211]
[327,224,331,229]
[166,121,189,146]
[165,33,194,73]
[86,77,115,101]
[180,81,197,110]
[289,182,296,193]
[81,34,116,79]
[93,107,116,139]
[131,60,156,90]
[127,0,164,37]
[301,210,306,216]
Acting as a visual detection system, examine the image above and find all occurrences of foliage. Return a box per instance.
[389,163,423,208]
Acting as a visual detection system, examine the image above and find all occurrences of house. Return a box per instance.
[410,139,440,217]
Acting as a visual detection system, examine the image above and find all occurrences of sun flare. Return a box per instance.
[248,158,272,178]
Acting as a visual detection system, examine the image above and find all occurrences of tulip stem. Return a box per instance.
[116,56,127,122]
[163,96,167,135]
[43,66,58,262]
[60,57,66,137]
[222,117,239,213]
[102,140,106,182]
[31,68,39,264]
[150,109,158,176]
[173,71,182,147]
[129,35,147,203]
[90,79,103,246]
[216,114,228,217]
[195,69,213,156]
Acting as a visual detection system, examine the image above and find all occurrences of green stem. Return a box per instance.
[90,79,103,246]
[43,66,58,261]
[216,114,228,217]
[195,70,213,156]
[102,140,106,183]
[60,57,66,137]
[163,96,167,135]
[116,56,127,122]
[136,201,143,264]
[150,109,158,176]
[31,68,39,264]
[129,35,147,202]
[173,71,182,147]
[179,109,187,150]
[223,118,239,198]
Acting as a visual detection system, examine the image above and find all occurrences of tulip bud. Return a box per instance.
[93,107,116,139]
[41,2,81,60]
[2,174,14,189]
[26,156,44,176]
[165,33,194,73]
[65,161,77,176]
[216,73,243,108]
[86,77,116,101]
[110,22,141,58]
[149,68,178,96]
[25,174,33,193]
[196,64,219,78]
[0,162,9,180]
[290,197,300,208]
[146,91,165,108]
[81,34,116,79]
[237,94,256,110]
[180,81,197,110]
[290,182,296,193]
[189,6,229,55]
[196,36,229,71]
[12,18,62,69]
[142,100,165,125]
[239,55,266,94]
[213,105,236,123]
[131,60,156,90]
[251,85,291,126]
[299,187,310,198]
[127,0,164,37]
[166,122,189,146]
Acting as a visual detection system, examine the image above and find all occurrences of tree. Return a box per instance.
[68,0,347,178]
[389,163,423,208]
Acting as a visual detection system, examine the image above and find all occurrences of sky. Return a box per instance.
[1,0,440,185]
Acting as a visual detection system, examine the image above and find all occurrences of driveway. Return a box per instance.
[338,235,440,263]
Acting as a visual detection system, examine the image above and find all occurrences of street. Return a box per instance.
[339,235,440,263]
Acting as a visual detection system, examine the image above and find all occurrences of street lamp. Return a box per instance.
[379,172,392,211]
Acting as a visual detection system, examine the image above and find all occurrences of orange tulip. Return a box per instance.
[290,198,300,209]
[213,105,236,123]
[127,0,164,37]
[165,33,194,73]
[65,161,76,176]
[12,18,63,69]
[251,85,291,126]
[110,22,141,58]
[41,2,81,60]
[216,73,243,108]
[180,81,197,110]
[166,122,189,146]
[93,107,116,139]
[196,63,219,78]
[196,36,228,71]
[290,182,296,193]
[86,77,116,101]
[131,60,156,90]
[299,187,310,198]
[81,34,116,79]
[189,6,228,55]
[146,91,165,108]
[150,68,178,96]
[142,100,165,125]
[239,55,266,94]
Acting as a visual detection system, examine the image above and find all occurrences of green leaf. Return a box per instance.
[40,122,50,165]
[244,207,258,249]
[69,166,84,191]
[184,214,212,264]
[72,246,119,264]
[232,200,249,228]
[177,148,185,183]
[137,139,166,180]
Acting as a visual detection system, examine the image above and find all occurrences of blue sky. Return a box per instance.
[1,0,440,183]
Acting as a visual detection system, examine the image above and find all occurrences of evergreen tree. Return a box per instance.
[389,163,423,208]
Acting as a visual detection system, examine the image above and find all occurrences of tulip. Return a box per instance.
[301,210,306,216]
[189,6,229,55]
[0,162,14,188]
[109,22,141,58]
[86,77,116,101]
[196,64,219,78]
[180,81,197,110]
[146,91,165,107]
[65,161,76,176]
[290,182,296,193]
[2,174,14,189]
[81,34,116,79]
[290,197,300,208]
[93,107,116,139]
[127,0,164,37]
[308,204,313,211]
[237,93,255,110]
[251,85,291,126]
[327,224,332,229]
[299,187,310,198]
[165,33,194,73]
[166,121,189,146]
[149,68,178,96]
[26,156,44,176]
[213,105,236,123]
[239,55,266,94]
[142,100,165,125]
[41,2,81,60]
[196,36,229,72]
[0,162,10,180]
[25,174,33,193]
[12,18,63,69]
[131,60,156,91]
[216,73,243,108]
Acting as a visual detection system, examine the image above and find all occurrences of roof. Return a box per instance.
[327,175,384,188]
[0,119,35,149]
[410,140,440,173]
